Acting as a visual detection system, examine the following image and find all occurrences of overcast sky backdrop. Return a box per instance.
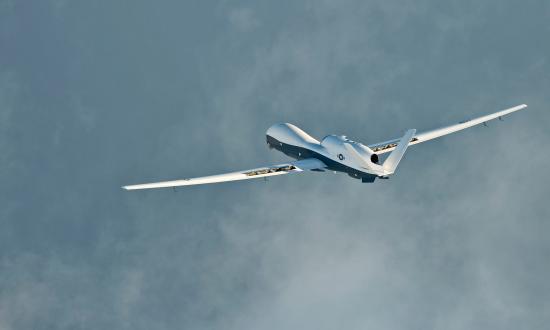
[1,1,549,329]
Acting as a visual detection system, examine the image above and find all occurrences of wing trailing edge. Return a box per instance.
[122,158,326,190]
[369,104,527,154]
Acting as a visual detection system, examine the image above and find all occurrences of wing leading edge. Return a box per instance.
[368,104,527,154]
[122,158,326,190]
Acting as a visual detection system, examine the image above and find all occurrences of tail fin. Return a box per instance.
[382,129,416,174]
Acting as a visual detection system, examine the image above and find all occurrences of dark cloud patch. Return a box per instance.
[1,0,549,329]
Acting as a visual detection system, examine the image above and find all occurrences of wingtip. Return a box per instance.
[508,104,527,112]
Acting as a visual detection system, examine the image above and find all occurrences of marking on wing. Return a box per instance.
[371,138,419,152]
[243,165,297,177]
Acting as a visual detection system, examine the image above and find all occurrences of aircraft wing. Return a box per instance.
[122,158,326,190]
[368,104,527,154]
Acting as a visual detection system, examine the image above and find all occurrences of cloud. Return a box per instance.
[228,8,260,32]
[0,0,549,329]
[0,72,17,187]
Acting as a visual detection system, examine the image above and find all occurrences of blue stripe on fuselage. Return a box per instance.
[266,135,376,182]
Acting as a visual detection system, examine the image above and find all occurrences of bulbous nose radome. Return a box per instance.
[265,123,320,147]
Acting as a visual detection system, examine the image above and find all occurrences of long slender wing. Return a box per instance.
[368,104,527,154]
[122,158,326,190]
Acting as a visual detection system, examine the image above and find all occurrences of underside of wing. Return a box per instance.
[122,158,326,190]
[368,104,527,154]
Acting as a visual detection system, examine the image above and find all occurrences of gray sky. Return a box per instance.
[1,1,549,329]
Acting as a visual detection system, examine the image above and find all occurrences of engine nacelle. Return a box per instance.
[370,152,379,164]
[321,135,379,165]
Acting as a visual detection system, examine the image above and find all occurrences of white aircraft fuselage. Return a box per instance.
[266,123,381,182]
